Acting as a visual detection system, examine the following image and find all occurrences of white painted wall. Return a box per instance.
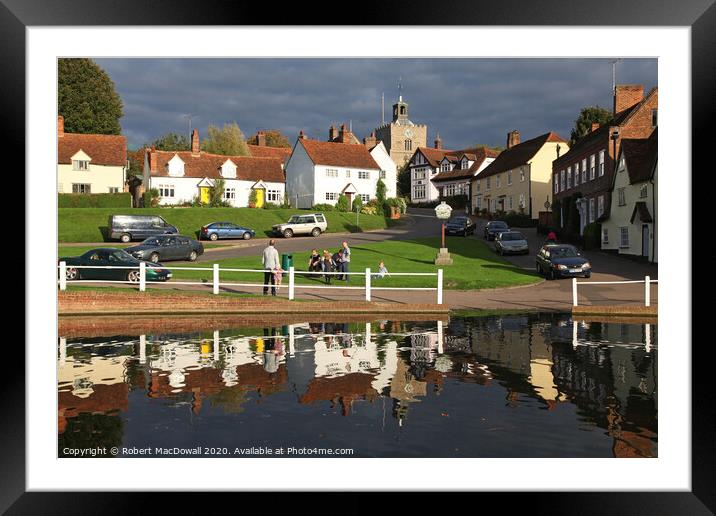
[57,163,126,193]
[148,176,285,207]
[369,142,398,198]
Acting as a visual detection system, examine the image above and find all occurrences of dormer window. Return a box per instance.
[461,158,469,170]
[440,160,451,172]
[73,160,89,171]
[220,159,237,179]
[167,154,186,177]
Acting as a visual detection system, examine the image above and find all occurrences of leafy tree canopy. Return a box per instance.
[58,58,124,135]
[247,130,291,148]
[376,178,387,205]
[570,106,613,145]
[147,132,190,151]
[473,143,505,152]
[397,162,411,198]
[201,122,250,156]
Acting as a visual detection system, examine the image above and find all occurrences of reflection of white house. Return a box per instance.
[284,130,397,209]
[143,129,285,207]
[57,116,128,194]
[57,353,129,398]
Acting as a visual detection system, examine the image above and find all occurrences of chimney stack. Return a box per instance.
[149,146,158,172]
[58,115,64,136]
[434,133,442,149]
[613,84,644,115]
[591,122,601,132]
[191,129,200,155]
[298,130,307,140]
[506,130,520,149]
[363,131,377,149]
[338,124,352,144]
[329,125,338,141]
[256,130,267,146]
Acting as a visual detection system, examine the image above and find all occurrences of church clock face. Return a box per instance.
[404,129,413,138]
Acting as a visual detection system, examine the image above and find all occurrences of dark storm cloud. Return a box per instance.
[95,58,657,150]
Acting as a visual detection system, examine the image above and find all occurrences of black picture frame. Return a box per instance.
[6,0,710,512]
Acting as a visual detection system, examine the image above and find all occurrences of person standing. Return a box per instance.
[262,239,280,296]
[341,240,351,283]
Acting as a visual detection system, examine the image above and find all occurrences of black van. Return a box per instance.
[108,215,178,242]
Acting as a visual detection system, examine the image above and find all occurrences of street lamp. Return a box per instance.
[434,201,453,265]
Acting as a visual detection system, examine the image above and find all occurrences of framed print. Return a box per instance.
[5,0,712,512]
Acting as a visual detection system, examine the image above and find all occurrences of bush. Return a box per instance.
[583,222,601,250]
[311,203,335,212]
[262,202,281,210]
[248,189,258,208]
[58,192,132,208]
[335,194,350,212]
[143,189,160,208]
[351,196,363,212]
[376,179,387,205]
[502,211,537,228]
[360,205,378,215]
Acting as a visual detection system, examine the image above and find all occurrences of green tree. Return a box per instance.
[570,106,613,145]
[397,162,411,198]
[148,132,190,151]
[376,178,387,205]
[58,58,124,134]
[209,178,226,207]
[202,122,250,156]
[352,196,363,212]
[336,194,350,212]
[247,130,291,148]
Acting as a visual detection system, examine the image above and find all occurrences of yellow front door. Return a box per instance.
[200,187,210,204]
[255,188,265,208]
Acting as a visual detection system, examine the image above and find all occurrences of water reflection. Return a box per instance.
[57,313,657,458]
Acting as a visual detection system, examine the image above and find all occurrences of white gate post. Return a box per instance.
[139,261,146,292]
[288,266,295,300]
[365,268,371,302]
[644,276,651,307]
[213,263,219,294]
[572,277,578,306]
[437,320,444,354]
[213,329,220,361]
[59,261,67,290]
[139,334,146,364]
[288,324,295,356]
[437,269,443,305]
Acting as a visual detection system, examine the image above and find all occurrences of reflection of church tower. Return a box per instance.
[374,81,427,167]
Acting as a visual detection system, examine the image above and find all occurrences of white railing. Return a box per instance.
[58,262,445,304]
[572,276,657,307]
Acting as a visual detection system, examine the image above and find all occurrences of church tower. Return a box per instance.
[374,82,427,167]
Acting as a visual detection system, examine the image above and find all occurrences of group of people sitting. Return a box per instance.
[307,242,388,285]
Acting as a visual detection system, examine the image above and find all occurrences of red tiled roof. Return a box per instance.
[247,144,292,162]
[58,133,127,166]
[299,139,380,170]
[621,129,657,184]
[476,132,566,179]
[415,146,500,169]
[431,147,497,183]
[148,149,285,183]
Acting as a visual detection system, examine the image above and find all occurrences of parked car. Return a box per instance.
[272,213,327,238]
[444,216,476,236]
[59,248,172,283]
[108,214,178,243]
[200,222,255,241]
[495,231,529,255]
[483,220,510,241]
[125,235,204,262]
[535,244,592,280]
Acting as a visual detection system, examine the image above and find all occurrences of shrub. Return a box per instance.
[58,192,131,208]
[143,188,160,208]
[335,194,350,212]
[375,179,387,205]
[360,205,378,215]
[248,189,258,208]
[311,203,335,212]
[262,202,280,210]
[583,222,602,250]
[351,196,364,212]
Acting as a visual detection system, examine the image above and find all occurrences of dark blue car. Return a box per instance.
[200,222,256,241]
[535,244,592,280]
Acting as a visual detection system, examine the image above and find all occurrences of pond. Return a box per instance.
[57,313,657,458]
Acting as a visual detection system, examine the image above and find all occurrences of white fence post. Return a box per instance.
[437,269,443,305]
[139,261,146,292]
[365,268,371,301]
[213,263,219,294]
[288,266,295,300]
[645,276,650,307]
[59,261,67,291]
[572,278,578,306]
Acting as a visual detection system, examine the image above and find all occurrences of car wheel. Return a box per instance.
[127,270,141,283]
[66,267,79,280]
[188,250,198,262]
[584,272,591,279]
[283,229,293,238]
[149,252,160,263]
[243,232,252,240]
[311,227,321,237]
[209,233,218,241]
[120,233,131,243]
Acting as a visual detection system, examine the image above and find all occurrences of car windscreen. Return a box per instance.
[143,237,161,246]
[490,222,508,229]
[448,217,468,224]
[107,250,136,262]
[550,247,579,258]
[501,233,525,241]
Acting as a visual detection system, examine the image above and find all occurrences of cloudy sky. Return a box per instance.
[95,58,657,151]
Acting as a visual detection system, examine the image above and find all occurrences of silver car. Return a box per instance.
[272,213,328,238]
[495,231,529,255]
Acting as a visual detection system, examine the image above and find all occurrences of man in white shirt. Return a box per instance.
[262,239,280,296]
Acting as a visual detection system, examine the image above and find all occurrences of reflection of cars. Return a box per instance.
[445,216,476,236]
[495,231,529,255]
[272,213,327,238]
[483,220,509,240]
[200,222,255,241]
[535,244,592,280]
[59,248,172,283]
[108,215,178,243]
[125,235,204,262]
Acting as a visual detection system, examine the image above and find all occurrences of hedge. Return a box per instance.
[58,193,132,208]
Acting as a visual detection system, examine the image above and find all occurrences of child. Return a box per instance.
[372,261,389,279]
[273,266,284,286]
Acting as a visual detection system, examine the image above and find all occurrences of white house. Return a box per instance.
[143,129,285,207]
[601,130,657,263]
[57,116,127,194]
[284,132,396,209]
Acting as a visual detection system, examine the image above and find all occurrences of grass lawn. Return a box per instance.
[164,237,541,290]
[58,207,393,243]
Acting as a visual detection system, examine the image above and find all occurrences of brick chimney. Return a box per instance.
[329,125,338,141]
[591,122,601,132]
[434,133,442,149]
[613,84,644,115]
[298,130,307,140]
[191,129,200,155]
[338,124,352,144]
[256,131,266,146]
[363,131,377,149]
[58,115,64,136]
[149,146,158,172]
[506,130,520,149]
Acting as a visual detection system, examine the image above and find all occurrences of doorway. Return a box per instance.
[642,224,649,257]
